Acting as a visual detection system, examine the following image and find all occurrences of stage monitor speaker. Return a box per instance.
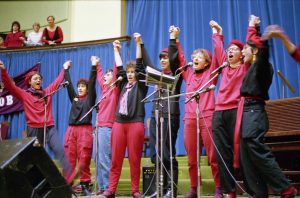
[0,137,72,198]
[143,166,156,196]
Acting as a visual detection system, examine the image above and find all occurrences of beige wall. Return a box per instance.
[0,0,125,42]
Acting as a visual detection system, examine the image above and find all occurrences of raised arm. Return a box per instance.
[44,63,65,94]
[113,40,126,89]
[88,56,97,106]
[209,20,227,65]
[263,25,300,63]
[63,60,76,102]
[168,25,181,74]
[246,15,261,43]
[0,61,24,100]
[210,20,226,67]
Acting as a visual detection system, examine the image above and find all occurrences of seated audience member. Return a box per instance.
[0,36,6,48]
[25,22,43,46]
[4,21,25,48]
[42,15,63,45]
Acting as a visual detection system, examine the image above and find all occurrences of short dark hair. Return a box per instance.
[105,69,113,74]
[77,78,88,88]
[47,15,55,21]
[11,21,20,32]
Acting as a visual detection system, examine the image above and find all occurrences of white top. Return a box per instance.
[26,32,43,46]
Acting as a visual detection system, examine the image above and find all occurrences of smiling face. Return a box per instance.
[29,74,42,90]
[126,67,136,84]
[191,51,210,71]
[47,16,55,27]
[33,23,40,33]
[160,55,170,71]
[226,44,243,65]
[77,83,87,97]
[242,44,258,64]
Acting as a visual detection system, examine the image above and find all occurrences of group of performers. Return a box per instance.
[0,14,299,198]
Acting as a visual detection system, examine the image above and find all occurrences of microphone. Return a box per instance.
[210,62,229,75]
[60,81,69,87]
[179,62,193,70]
[185,84,216,104]
[109,76,123,88]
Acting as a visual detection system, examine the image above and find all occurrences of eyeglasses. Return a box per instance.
[226,47,241,53]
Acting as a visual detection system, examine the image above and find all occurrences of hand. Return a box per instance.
[249,15,260,27]
[262,25,285,40]
[19,37,25,41]
[91,56,100,65]
[49,41,56,45]
[0,61,5,69]
[113,40,121,52]
[63,60,72,69]
[209,20,222,34]
[169,25,180,39]
[133,33,142,44]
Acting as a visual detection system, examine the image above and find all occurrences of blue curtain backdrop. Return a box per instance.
[0,42,131,149]
[1,0,300,156]
[126,0,300,155]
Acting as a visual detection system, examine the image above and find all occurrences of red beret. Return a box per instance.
[228,39,244,50]
[159,48,169,58]
[25,71,42,86]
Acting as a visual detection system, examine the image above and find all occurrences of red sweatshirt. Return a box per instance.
[214,27,257,111]
[1,68,64,128]
[96,64,120,128]
[5,32,24,48]
[177,34,222,119]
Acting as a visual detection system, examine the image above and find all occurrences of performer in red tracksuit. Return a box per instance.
[239,15,297,198]
[0,60,75,183]
[63,58,96,196]
[100,34,148,198]
[168,24,222,198]
[263,24,300,63]
[95,49,120,194]
[211,16,260,197]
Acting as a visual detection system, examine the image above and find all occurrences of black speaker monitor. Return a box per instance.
[0,137,72,198]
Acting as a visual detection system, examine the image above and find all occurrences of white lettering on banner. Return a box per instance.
[0,95,14,107]
[6,95,13,105]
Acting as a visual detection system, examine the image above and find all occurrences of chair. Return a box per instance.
[0,121,10,141]
[143,118,151,157]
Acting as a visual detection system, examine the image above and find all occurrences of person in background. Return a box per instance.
[25,22,43,46]
[63,57,97,196]
[99,34,147,198]
[0,36,6,48]
[169,23,222,198]
[262,25,300,63]
[0,60,76,184]
[94,42,120,195]
[4,21,25,48]
[42,15,63,45]
[239,15,297,198]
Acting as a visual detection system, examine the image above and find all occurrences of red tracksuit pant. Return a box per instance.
[184,116,220,189]
[64,125,93,182]
[108,122,145,194]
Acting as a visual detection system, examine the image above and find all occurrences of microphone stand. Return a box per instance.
[141,86,165,198]
[79,83,118,193]
[36,84,67,148]
[149,71,220,198]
